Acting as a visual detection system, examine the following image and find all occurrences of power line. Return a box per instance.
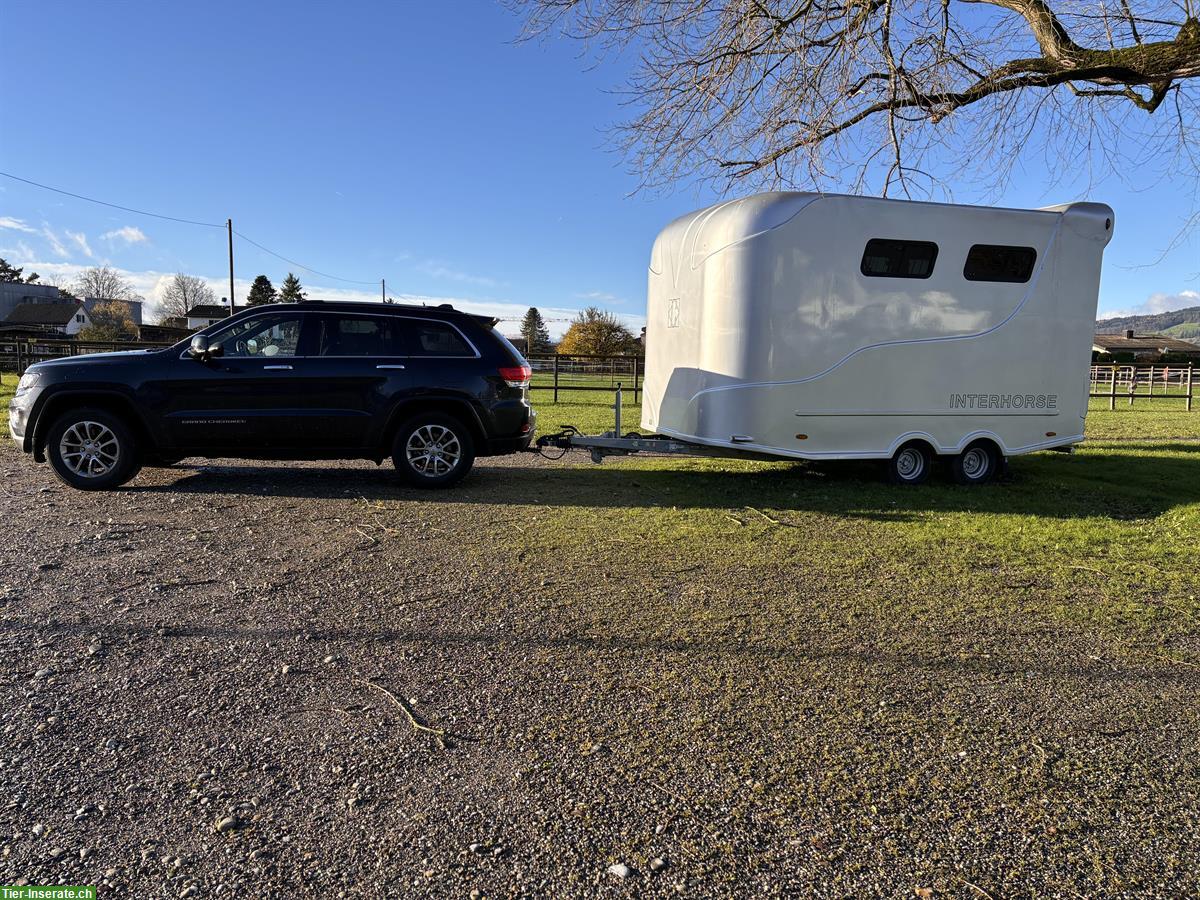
[0,171,224,228]
[232,230,380,286]
[0,170,382,288]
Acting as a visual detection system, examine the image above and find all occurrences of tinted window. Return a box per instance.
[860,239,938,279]
[410,321,473,356]
[963,244,1037,283]
[316,315,405,356]
[213,314,303,358]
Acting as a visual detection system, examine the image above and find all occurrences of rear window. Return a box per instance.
[492,330,529,365]
[860,239,938,279]
[963,244,1037,283]
[315,315,406,356]
[410,321,474,356]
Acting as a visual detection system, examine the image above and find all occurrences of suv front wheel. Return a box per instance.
[392,412,476,488]
[46,407,141,490]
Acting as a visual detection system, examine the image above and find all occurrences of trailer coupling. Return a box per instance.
[535,426,702,463]
[532,385,780,464]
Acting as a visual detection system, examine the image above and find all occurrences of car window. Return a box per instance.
[410,321,474,356]
[214,314,303,358]
[316,316,406,356]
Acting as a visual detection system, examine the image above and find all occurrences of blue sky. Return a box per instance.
[0,0,1197,333]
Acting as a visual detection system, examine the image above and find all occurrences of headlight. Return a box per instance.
[14,371,41,396]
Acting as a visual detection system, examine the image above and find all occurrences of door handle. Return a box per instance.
[376,364,406,370]
[263,364,293,370]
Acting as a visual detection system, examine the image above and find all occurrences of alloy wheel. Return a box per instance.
[405,424,462,477]
[58,420,120,478]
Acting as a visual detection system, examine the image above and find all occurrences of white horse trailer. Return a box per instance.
[539,192,1114,484]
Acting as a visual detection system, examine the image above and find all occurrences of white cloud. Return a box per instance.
[1100,289,1200,320]
[65,230,94,259]
[7,257,647,337]
[102,225,148,245]
[41,225,71,258]
[0,216,37,234]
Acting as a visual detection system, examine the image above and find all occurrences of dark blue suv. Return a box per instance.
[9,301,535,490]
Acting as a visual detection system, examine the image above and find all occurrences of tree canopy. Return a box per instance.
[79,300,139,342]
[278,272,306,303]
[515,0,1200,198]
[556,306,640,355]
[520,306,554,353]
[159,273,215,320]
[74,266,140,302]
[0,258,38,284]
[246,275,278,306]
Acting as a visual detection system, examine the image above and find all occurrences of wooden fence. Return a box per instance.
[1089,364,1194,411]
[1,337,173,372]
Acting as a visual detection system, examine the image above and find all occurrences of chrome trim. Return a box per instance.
[376,364,406,370]
[263,364,293,370]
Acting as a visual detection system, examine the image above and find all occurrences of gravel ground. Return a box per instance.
[0,447,1197,898]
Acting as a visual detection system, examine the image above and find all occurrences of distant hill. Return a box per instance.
[1096,305,1200,337]
[1163,322,1200,341]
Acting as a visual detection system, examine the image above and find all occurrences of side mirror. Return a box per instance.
[188,335,223,360]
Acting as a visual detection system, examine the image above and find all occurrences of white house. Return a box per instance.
[3,301,90,336]
[185,303,243,330]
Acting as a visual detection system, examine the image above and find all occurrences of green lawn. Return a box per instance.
[527,388,1200,652]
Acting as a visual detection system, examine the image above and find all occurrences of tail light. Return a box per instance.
[499,365,531,388]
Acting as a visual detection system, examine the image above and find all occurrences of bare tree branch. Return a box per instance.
[509,0,1200,198]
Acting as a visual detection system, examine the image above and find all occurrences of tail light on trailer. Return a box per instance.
[499,365,531,388]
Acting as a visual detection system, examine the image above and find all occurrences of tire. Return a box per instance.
[950,440,1001,485]
[45,407,140,491]
[886,441,933,485]
[391,412,476,488]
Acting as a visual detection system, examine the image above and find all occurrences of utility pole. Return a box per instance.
[227,218,235,317]
[381,278,386,303]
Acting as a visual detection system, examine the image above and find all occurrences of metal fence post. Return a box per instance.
[633,356,641,403]
[553,354,559,404]
[1109,365,1117,410]
[1188,364,1194,413]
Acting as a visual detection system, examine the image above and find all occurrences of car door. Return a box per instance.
[164,310,318,453]
[295,312,413,450]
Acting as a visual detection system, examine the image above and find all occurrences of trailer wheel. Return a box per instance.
[886,441,932,485]
[951,441,1001,485]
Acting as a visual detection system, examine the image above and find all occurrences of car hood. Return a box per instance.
[31,349,163,368]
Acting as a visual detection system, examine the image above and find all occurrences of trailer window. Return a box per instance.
[860,239,938,279]
[963,244,1037,283]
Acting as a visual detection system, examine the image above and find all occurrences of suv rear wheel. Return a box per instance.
[391,412,476,488]
[46,407,141,490]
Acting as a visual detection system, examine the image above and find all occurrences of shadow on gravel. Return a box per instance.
[123,447,1200,522]
[2,616,1194,684]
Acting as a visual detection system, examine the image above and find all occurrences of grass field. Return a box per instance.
[529,387,1200,644]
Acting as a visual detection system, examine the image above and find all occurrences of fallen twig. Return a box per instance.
[743,506,798,528]
[354,678,448,749]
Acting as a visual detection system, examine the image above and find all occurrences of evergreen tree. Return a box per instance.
[246,274,278,306]
[0,258,38,283]
[278,272,306,303]
[520,306,552,354]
